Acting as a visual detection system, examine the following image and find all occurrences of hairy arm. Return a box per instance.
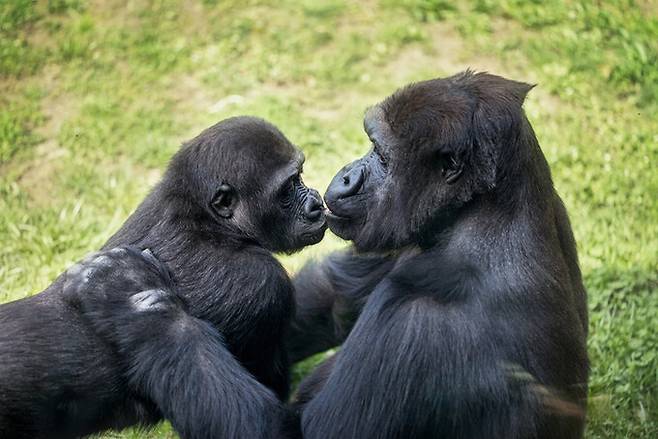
[64,247,295,439]
[300,251,581,439]
[299,283,486,439]
[287,248,396,363]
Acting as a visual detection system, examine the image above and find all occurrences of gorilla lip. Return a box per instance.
[325,207,350,221]
[325,208,355,239]
[305,221,328,239]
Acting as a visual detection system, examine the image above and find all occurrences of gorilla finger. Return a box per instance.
[66,251,103,277]
[80,250,103,264]
[129,289,175,312]
[65,262,85,279]
[140,248,162,269]
[89,254,114,268]
[63,265,105,295]
[115,246,163,273]
[139,248,175,286]
[109,247,130,257]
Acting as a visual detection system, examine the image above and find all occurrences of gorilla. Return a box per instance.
[289,71,589,439]
[0,116,325,439]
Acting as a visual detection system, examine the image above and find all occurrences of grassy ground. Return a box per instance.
[1,0,656,437]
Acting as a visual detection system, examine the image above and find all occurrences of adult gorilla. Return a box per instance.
[290,71,589,439]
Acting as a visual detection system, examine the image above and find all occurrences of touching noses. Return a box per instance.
[304,190,325,221]
[325,162,364,202]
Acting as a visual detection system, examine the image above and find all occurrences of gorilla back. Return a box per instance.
[297,72,588,439]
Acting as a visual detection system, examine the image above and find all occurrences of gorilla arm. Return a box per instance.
[300,238,586,439]
[287,248,396,363]
[299,255,536,439]
[64,247,292,439]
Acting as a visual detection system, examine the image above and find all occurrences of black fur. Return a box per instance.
[62,247,290,439]
[0,116,324,438]
[287,249,396,363]
[292,71,589,439]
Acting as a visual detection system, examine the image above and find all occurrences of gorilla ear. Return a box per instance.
[468,72,535,108]
[502,78,535,107]
[465,74,536,191]
[211,184,237,219]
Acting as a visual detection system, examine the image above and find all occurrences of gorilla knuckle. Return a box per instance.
[129,288,173,312]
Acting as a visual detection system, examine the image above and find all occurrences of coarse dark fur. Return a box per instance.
[290,71,589,439]
[0,116,325,439]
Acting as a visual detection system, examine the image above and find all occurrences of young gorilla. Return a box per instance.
[290,71,589,439]
[0,117,326,439]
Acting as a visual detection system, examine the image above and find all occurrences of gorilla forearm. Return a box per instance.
[127,316,288,439]
[288,249,396,363]
[288,258,345,363]
[292,354,337,409]
[0,288,129,439]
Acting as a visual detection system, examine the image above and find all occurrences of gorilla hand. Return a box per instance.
[63,246,184,351]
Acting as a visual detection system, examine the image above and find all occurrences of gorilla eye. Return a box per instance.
[373,144,388,168]
[440,154,464,184]
[279,175,299,207]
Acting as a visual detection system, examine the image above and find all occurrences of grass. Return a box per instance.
[0,0,656,437]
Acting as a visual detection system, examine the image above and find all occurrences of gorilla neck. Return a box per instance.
[103,184,283,327]
[444,125,557,257]
[435,173,563,286]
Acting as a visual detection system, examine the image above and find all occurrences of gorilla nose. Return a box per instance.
[304,194,324,221]
[326,163,364,201]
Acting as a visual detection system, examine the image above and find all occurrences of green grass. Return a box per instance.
[1,0,656,437]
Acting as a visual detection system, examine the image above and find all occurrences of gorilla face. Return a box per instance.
[253,154,328,253]
[170,116,327,254]
[324,71,533,252]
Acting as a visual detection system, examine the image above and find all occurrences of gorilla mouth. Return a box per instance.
[324,195,367,241]
[310,216,328,231]
[302,220,328,244]
[325,207,363,242]
[325,207,353,224]
[325,208,349,221]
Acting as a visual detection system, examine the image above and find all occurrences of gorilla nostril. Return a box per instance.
[337,166,364,198]
[325,160,365,202]
[304,197,324,220]
[306,211,321,221]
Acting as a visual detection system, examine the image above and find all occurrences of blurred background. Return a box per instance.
[0,0,656,437]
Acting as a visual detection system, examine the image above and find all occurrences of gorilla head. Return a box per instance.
[324,71,535,252]
[162,116,327,253]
